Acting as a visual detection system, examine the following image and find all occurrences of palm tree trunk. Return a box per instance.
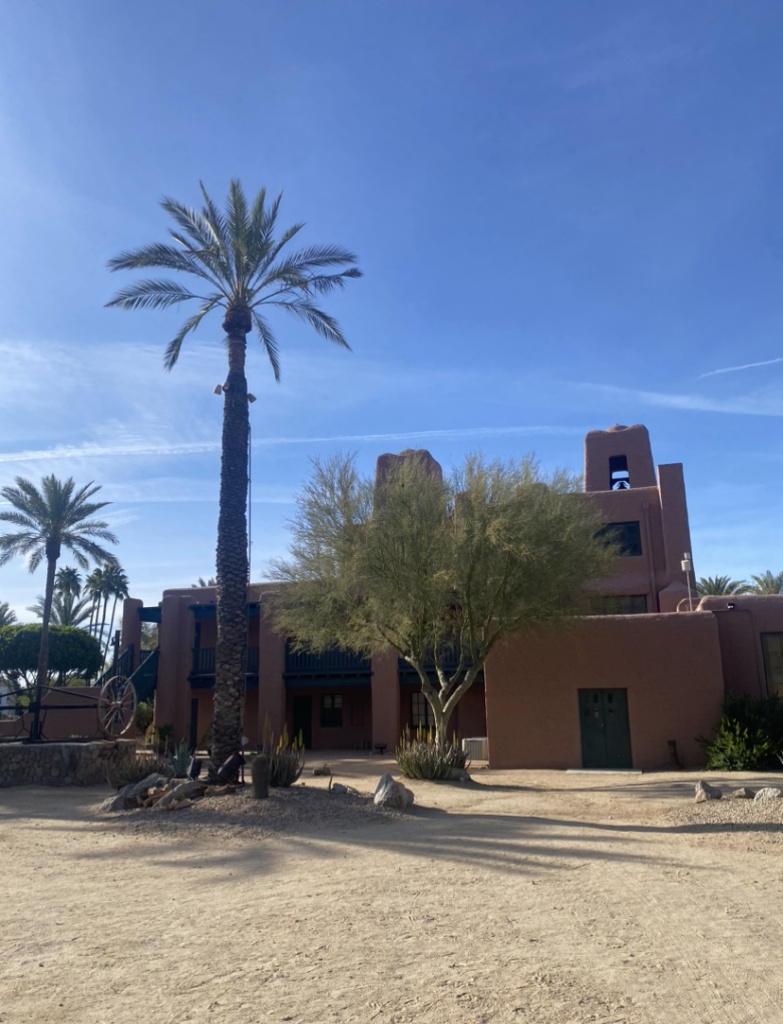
[212,311,250,776]
[104,595,119,662]
[32,546,59,742]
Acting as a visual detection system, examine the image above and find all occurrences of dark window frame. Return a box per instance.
[320,693,344,728]
[596,521,643,557]
[411,691,434,730]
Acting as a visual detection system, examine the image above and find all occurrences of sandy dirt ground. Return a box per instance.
[2,755,783,1024]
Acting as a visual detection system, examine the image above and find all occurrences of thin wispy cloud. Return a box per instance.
[0,424,582,466]
[699,357,783,379]
[575,382,783,417]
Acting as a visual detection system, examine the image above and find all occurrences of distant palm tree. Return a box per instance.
[695,575,749,597]
[55,565,82,598]
[28,591,93,628]
[191,577,217,588]
[107,180,361,770]
[85,566,108,637]
[0,602,17,627]
[0,476,118,739]
[748,570,783,595]
[102,564,130,660]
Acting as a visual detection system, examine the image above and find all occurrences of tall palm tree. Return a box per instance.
[748,570,783,595]
[102,564,130,660]
[107,180,361,771]
[85,566,108,638]
[695,575,749,597]
[0,476,118,740]
[0,602,17,627]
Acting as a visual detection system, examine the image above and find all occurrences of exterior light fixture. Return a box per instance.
[213,384,223,395]
[247,393,257,403]
[681,552,694,611]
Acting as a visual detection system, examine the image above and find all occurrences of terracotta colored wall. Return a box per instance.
[286,687,372,750]
[485,614,724,770]
[698,595,783,700]
[584,425,656,492]
[398,680,487,740]
[256,594,286,742]
[371,650,400,751]
[0,686,105,741]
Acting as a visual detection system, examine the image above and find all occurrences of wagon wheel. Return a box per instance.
[98,675,137,738]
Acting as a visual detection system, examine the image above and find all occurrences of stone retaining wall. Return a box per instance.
[0,740,137,787]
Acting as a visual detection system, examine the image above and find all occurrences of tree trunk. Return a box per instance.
[104,595,119,661]
[211,308,251,778]
[32,545,59,742]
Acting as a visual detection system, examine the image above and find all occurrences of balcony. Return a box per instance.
[189,646,259,689]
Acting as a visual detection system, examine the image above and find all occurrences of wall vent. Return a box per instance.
[462,737,488,761]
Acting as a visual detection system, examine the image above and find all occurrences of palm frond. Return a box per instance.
[161,196,235,285]
[105,279,203,311]
[251,310,281,382]
[164,297,223,370]
[270,300,351,349]
[197,183,236,288]
[107,243,224,291]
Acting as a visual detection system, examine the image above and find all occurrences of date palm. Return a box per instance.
[107,180,361,772]
[0,475,118,739]
[0,601,17,627]
[28,591,93,628]
[695,575,749,597]
[748,570,783,595]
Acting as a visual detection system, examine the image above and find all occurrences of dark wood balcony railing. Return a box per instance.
[284,642,370,676]
[190,646,259,678]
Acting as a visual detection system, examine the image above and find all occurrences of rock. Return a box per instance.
[730,787,756,800]
[373,773,414,809]
[312,764,331,776]
[125,773,170,802]
[151,779,207,811]
[694,779,722,803]
[448,767,472,782]
[204,784,236,797]
[754,787,783,802]
[98,792,132,812]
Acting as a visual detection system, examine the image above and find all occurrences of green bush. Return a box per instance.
[262,717,305,787]
[700,693,783,771]
[135,700,154,735]
[396,727,470,780]
[107,750,168,789]
[167,739,192,778]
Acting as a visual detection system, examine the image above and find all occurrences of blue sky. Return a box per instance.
[1,0,783,616]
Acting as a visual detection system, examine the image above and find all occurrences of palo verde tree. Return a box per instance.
[272,452,616,748]
[107,180,361,772]
[0,476,118,739]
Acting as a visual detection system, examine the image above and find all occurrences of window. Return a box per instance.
[609,455,630,490]
[596,521,643,557]
[411,691,433,730]
[761,634,783,695]
[590,595,648,615]
[320,694,343,728]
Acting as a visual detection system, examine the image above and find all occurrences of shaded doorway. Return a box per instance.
[578,689,632,769]
[292,695,313,749]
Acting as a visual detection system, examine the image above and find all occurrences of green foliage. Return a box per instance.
[695,575,749,597]
[700,693,783,770]
[167,739,193,778]
[748,571,783,595]
[273,452,616,746]
[396,727,470,780]
[107,750,168,790]
[0,624,103,686]
[135,700,154,735]
[262,716,305,787]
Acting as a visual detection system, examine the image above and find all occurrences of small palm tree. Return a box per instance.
[748,570,783,595]
[695,575,749,597]
[0,476,118,739]
[0,601,17,627]
[102,564,130,660]
[28,591,93,629]
[107,180,361,770]
[191,576,217,588]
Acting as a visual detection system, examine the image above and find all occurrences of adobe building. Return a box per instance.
[114,424,783,771]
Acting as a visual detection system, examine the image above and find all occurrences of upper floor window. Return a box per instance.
[590,595,648,615]
[596,521,643,557]
[609,455,630,490]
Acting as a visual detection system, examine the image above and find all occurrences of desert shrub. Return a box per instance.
[135,701,154,735]
[700,693,783,771]
[396,727,470,780]
[167,739,192,778]
[107,750,168,789]
[262,716,305,787]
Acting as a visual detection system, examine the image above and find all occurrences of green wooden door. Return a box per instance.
[578,689,632,769]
